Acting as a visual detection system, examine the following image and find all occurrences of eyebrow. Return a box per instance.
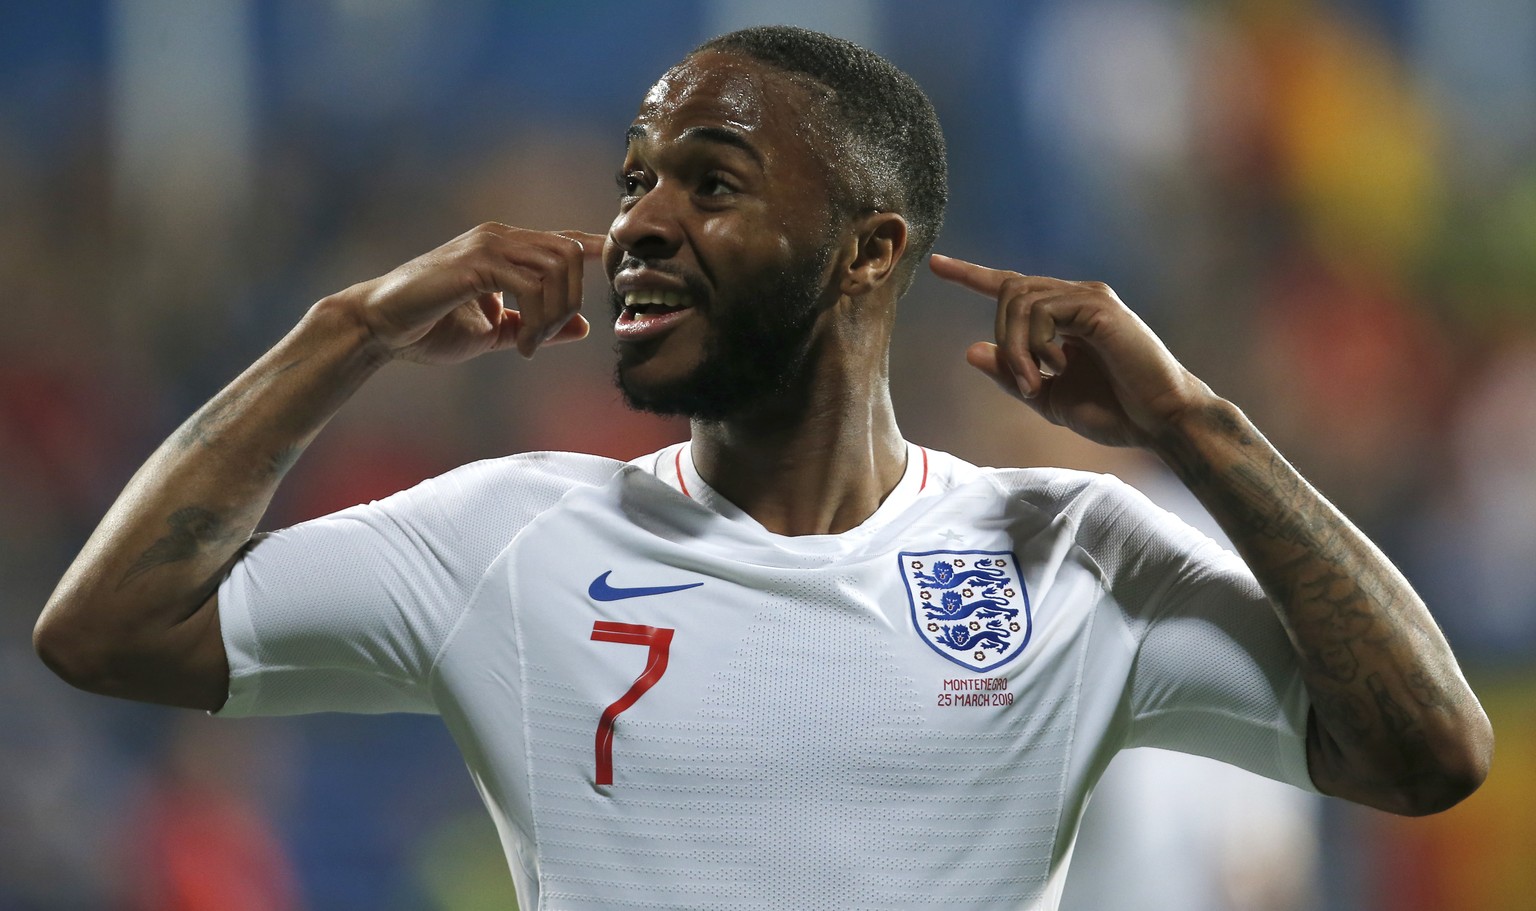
[625,124,765,166]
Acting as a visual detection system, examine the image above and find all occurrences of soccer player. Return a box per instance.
[36,25,1490,910]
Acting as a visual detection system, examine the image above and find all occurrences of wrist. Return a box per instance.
[1145,394,1249,475]
[308,287,395,371]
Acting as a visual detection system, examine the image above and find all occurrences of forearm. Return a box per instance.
[36,295,387,702]
[1152,397,1492,814]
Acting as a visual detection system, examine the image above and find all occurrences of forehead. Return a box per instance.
[629,51,825,159]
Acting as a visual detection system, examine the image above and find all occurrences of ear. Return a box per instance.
[839,211,909,298]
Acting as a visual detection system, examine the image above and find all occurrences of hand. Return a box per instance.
[929,253,1212,448]
[339,223,606,364]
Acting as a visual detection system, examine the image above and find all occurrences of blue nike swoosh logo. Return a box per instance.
[588,571,703,601]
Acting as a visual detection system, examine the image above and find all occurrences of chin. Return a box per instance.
[614,363,745,422]
[617,346,696,395]
[616,360,695,417]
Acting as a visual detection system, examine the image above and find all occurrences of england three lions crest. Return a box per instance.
[900,550,1031,673]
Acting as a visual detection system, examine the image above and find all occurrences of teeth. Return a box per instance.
[623,290,692,311]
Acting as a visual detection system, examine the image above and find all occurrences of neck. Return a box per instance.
[688,326,906,536]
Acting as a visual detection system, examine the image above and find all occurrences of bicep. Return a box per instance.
[1301,705,1405,808]
[1303,708,1354,800]
[66,588,232,712]
[177,590,233,711]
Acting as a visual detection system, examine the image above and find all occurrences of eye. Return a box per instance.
[615,169,648,199]
[698,173,737,197]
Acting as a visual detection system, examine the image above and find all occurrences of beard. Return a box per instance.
[613,250,831,422]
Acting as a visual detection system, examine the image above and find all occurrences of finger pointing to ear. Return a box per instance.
[929,252,1046,297]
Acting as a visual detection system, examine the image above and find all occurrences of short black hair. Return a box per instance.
[695,25,948,294]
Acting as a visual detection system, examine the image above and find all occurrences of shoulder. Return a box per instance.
[972,463,1133,522]
[974,464,1213,578]
[411,450,628,508]
[347,450,629,558]
[919,449,1139,538]
[915,449,1134,529]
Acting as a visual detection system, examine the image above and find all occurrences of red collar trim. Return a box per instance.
[675,447,691,498]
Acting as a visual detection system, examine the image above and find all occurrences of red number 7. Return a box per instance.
[590,621,675,786]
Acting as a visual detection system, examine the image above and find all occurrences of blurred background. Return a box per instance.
[2,0,1533,908]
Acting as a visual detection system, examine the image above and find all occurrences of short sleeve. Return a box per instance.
[215,452,621,718]
[1074,475,1316,791]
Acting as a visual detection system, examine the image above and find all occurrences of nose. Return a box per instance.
[609,182,683,262]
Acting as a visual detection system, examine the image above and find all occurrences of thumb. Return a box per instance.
[967,341,1041,402]
[545,313,591,346]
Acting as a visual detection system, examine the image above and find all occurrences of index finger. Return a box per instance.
[928,252,1024,296]
[931,252,1064,301]
[558,230,608,259]
[536,230,606,349]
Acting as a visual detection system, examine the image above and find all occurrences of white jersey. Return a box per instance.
[216,443,1314,910]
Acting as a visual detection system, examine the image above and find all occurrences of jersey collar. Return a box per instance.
[646,440,932,554]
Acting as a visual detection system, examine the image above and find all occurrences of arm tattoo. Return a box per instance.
[173,387,250,451]
[269,442,303,477]
[1156,403,1472,799]
[172,357,305,463]
[118,506,237,590]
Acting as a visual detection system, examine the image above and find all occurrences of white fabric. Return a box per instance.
[217,443,1314,910]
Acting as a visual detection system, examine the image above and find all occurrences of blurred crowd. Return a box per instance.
[2,1,1533,909]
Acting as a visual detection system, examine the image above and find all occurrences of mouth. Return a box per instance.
[614,289,698,340]
[620,289,693,317]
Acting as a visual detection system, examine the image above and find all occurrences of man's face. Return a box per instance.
[604,52,843,421]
